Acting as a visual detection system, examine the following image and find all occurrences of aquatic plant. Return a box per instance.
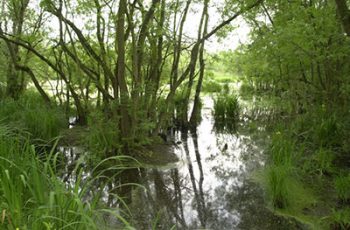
[213,95,226,121]
[269,131,295,166]
[213,94,240,121]
[266,165,290,209]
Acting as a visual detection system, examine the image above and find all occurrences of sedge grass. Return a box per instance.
[0,124,135,229]
[0,91,66,141]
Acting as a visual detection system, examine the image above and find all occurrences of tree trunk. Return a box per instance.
[190,2,209,127]
[334,0,350,36]
[117,0,132,144]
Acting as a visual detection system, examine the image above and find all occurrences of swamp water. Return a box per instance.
[60,98,302,229]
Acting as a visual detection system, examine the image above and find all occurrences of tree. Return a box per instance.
[0,0,263,150]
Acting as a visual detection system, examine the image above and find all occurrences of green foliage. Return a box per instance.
[213,94,240,122]
[266,165,291,209]
[329,208,350,230]
[213,93,240,133]
[213,96,226,121]
[264,131,295,209]
[313,148,335,176]
[0,124,133,229]
[269,131,295,166]
[313,113,341,148]
[334,174,350,202]
[84,111,121,157]
[202,80,222,93]
[0,91,66,141]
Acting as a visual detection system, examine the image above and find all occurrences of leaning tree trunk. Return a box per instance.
[190,0,209,128]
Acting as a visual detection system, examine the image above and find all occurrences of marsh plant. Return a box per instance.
[85,111,121,157]
[0,124,134,229]
[202,80,221,93]
[213,93,240,133]
[264,131,295,209]
[330,208,350,230]
[334,174,350,203]
[266,165,291,209]
[0,92,66,141]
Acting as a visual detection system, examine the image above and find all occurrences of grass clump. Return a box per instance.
[0,91,66,141]
[334,174,350,202]
[313,148,335,176]
[213,94,240,133]
[202,80,222,93]
[329,208,350,230]
[85,111,121,157]
[213,94,240,122]
[264,131,295,209]
[0,123,133,229]
[266,165,291,209]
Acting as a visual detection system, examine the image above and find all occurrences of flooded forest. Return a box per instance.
[0,0,350,229]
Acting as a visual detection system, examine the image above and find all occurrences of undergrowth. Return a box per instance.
[0,123,135,229]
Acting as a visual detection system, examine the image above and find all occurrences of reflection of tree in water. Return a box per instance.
[182,131,207,228]
[210,175,302,229]
[118,109,300,229]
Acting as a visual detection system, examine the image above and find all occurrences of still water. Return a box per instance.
[115,98,299,229]
[61,98,300,229]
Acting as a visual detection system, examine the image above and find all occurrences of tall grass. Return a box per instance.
[264,131,295,209]
[0,91,66,141]
[84,111,121,158]
[0,123,134,229]
[266,165,291,209]
[334,174,350,202]
[213,94,240,121]
[256,103,350,228]
[202,80,221,93]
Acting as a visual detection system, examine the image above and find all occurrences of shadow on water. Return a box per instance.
[58,97,302,229]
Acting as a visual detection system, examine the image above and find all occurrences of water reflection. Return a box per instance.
[59,97,299,229]
[124,97,298,229]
